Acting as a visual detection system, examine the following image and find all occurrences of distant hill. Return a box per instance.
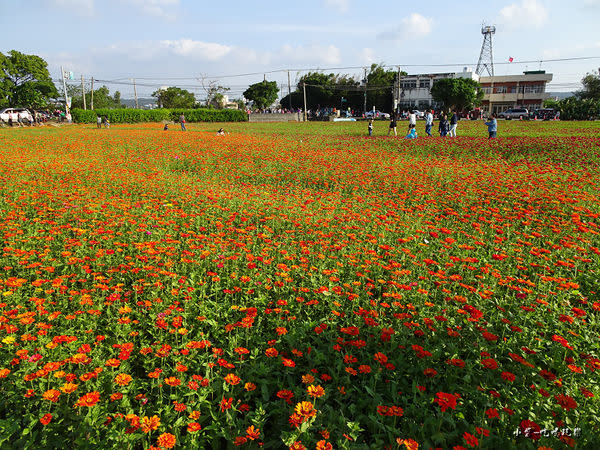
[547,92,575,100]
[120,98,157,109]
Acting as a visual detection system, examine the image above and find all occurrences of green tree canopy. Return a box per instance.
[152,87,196,109]
[68,85,123,109]
[430,78,483,112]
[0,50,58,108]
[576,70,600,100]
[366,64,405,114]
[243,80,279,110]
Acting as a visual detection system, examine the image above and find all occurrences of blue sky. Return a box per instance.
[1,0,599,99]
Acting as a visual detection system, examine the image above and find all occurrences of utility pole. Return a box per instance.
[81,75,86,110]
[90,77,94,110]
[287,71,292,111]
[133,79,139,109]
[302,82,307,122]
[60,66,69,114]
[363,67,367,116]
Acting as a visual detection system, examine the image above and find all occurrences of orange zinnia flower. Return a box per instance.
[307,385,325,398]
[141,415,161,433]
[74,391,100,407]
[60,382,79,394]
[42,389,61,402]
[156,432,176,449]
[187,422,202,432]
[164,377,181,387]
[224,373,241,385]
[294,401,316,418]
[114,373,132,386]
[39,414,52,425]
[246,425,260,440]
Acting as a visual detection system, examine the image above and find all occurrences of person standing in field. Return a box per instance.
[448,111,459,137]
[439,114,449,137]
[408,110,417,131]
[425,109,434,136]
[179,113,186,131]
[368,119,373,136]
[388,113,397,136]
[96,115,102,129]
[485,114,497,138]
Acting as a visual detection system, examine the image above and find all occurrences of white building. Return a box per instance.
[396,67,479,110]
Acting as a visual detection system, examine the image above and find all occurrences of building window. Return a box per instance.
[495,86,507,93]
[419,80,430,89]
[401,81,417,89]
[523,85,544,93]
[482,87,492,94]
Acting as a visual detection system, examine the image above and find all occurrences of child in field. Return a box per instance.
[484,114,497,138]
[439,114,449,137]
[216,128,225,136]
[405,124,417,139]
[368,119,373,136]
[163,123,169,130]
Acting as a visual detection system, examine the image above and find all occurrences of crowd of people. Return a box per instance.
[369,109,499,139]
[0,109,69,127]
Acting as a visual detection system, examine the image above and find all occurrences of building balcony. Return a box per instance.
[484,92,550,102]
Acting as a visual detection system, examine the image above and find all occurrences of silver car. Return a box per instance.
[498,107,529,120]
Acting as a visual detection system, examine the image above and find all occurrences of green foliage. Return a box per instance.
[431,78,483,112]
[71,108,248,123]
[366,63,405,114]
[152,87,196,109]
[168,108,247,123]
[243,80,279,110]
[576,70,600,100]
[0,50,58,108]
[553,97,600,120]
[69,85,124,110]
[280,65,404,113]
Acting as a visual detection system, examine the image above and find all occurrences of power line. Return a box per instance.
[65,55,600,82]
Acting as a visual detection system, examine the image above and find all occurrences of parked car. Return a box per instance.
[365,110,391,119]
[497,107,529,120]
[530,108,556,120]
[0,108,34,123]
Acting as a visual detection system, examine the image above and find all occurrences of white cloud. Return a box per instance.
[277,44,342,65]
[499,0,548,29]
[583,0,599,6]
[358,48,375,65]
[159,39,232,60]
[50,0,95,16]
[125,0,179,20]
[377,13,433,40]
[324,0,350,13]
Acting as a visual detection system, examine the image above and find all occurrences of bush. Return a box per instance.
[554,97,600,120]
[72,108,248,123]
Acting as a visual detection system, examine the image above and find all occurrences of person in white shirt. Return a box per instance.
[408,111,416,130]
[425,110,434,136]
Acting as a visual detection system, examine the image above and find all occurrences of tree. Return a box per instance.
[576,70,600,100]
[200,77,230,108]
[69,85,123,109]
[243,80,279,110]
[366,64,405,114]
[152,87,196,109]
[0,50,58,108]
[431,78,483,112]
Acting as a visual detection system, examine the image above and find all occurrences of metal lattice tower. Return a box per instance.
[476,25,496,77]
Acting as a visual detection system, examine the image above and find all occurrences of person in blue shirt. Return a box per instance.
[484,114,497,138]
[405,124,418,139]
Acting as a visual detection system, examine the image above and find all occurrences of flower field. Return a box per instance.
[0,122,599,449]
